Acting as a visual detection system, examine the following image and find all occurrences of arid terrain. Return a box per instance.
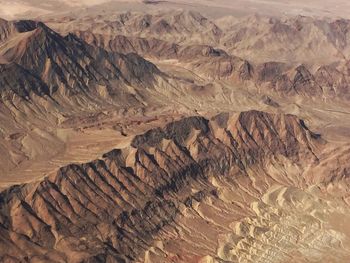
[3,0,350,20]
[0,1,350,263]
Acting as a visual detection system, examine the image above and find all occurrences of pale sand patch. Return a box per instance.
[0,1,49,19]
[217,185,350,263]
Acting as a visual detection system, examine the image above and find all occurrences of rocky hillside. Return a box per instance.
[47,10,223,46]
[0,19,172,176]
[46,11,350,65]
[44,11,350,100]
[0,110,333,262]
[74,30,350,99]
[1,8,350,263]
[0,20,162,99]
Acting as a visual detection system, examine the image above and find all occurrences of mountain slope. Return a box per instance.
[47,10,223,46]
[46,11,350,65]
[74,30,350,99]
[0,110,332,262]
[0,9,350,263]
[0,19,173,177]
[0,21,162,98]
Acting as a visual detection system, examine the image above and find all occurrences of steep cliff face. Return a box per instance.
[0,110,326,262]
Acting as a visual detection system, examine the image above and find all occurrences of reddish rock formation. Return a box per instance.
[0,110,322,262]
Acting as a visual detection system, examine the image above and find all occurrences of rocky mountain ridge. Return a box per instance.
[0,8,350,263]
[0,20,162,99]
[45,10,350,64]
[74,30,350,99]
[0,18,174,177]
[0,110,328,262]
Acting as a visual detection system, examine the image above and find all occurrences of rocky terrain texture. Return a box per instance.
[75,29,350,99]
[0,6,350,263]
[46,10,350,64]
[43,11,350,100]
[0,18,176,178]
[3,110,350,263]
[2,0,350,21]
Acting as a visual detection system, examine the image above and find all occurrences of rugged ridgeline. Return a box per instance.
[1,12,350,263]
[0,15,348,176]
[0,19,162,100]
[46,10,350,65]
[45,10,350,99]
[0,18,172,175]
[73,30,350,99]
[46,11,223,47]
[1,110,340,263]
[73,31,253,82]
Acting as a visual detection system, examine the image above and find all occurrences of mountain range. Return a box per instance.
[0,7,350,263]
